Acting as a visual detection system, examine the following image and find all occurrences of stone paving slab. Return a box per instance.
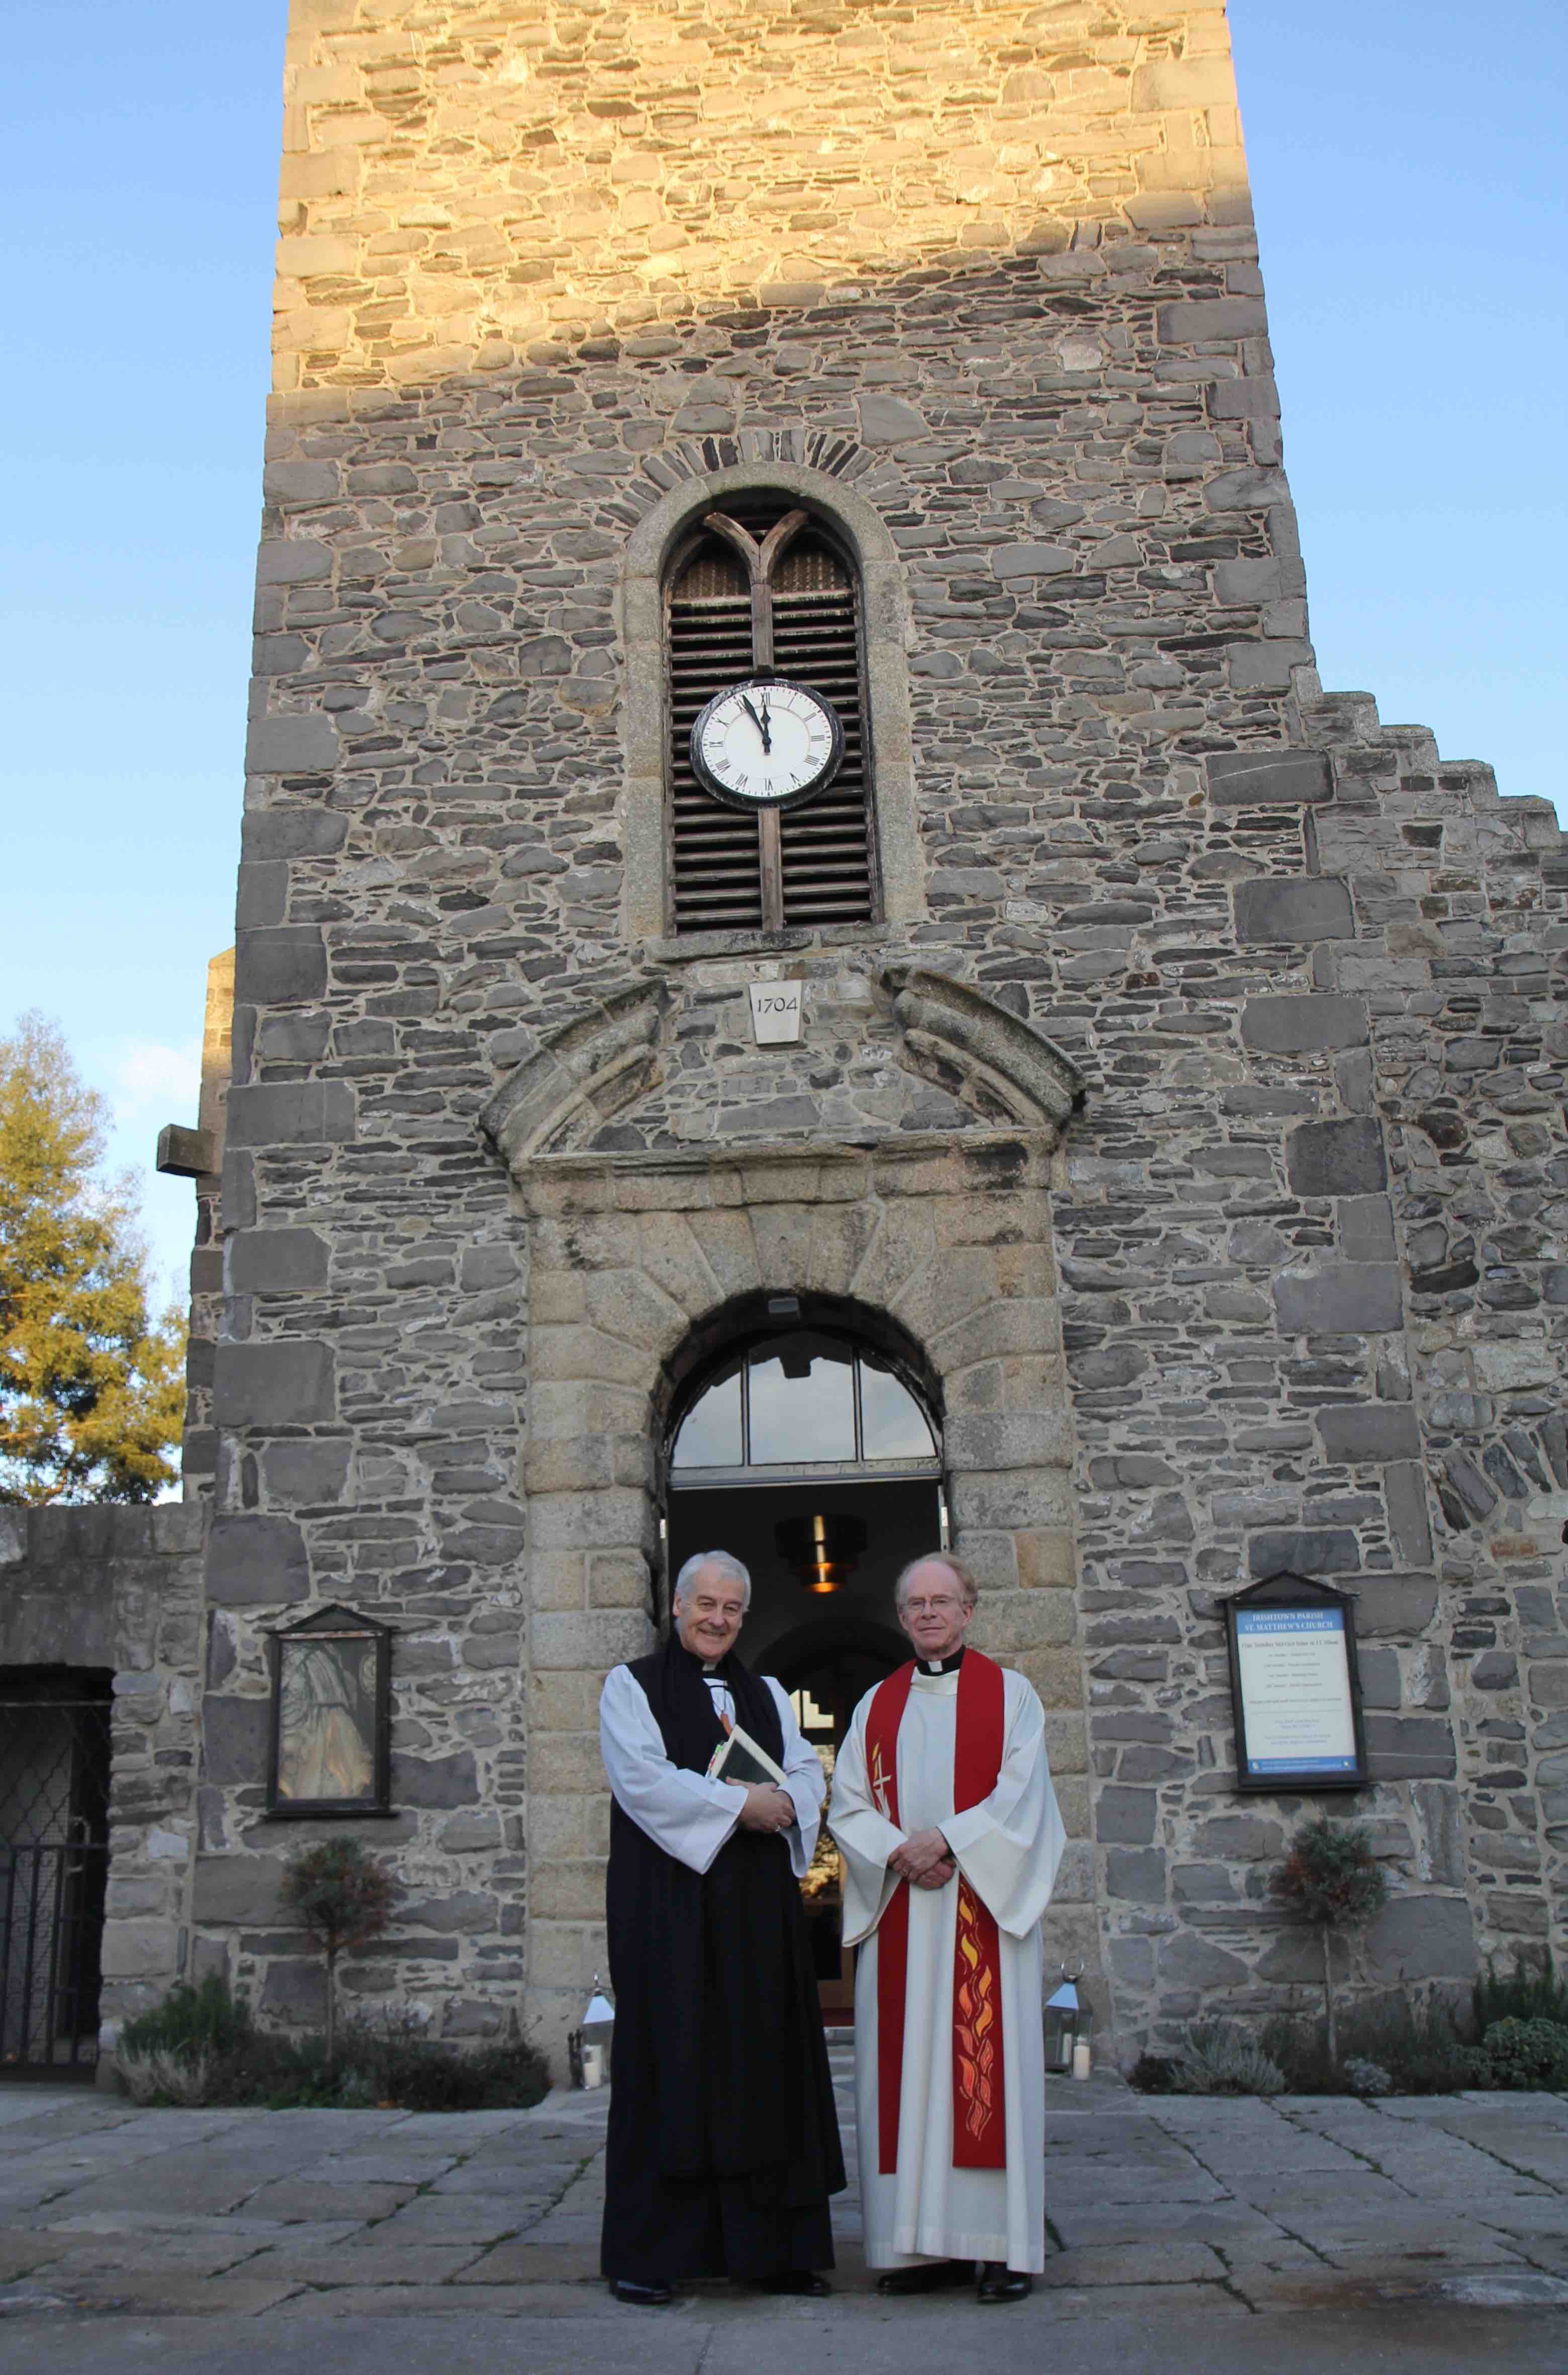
[0,2072,1563,2375]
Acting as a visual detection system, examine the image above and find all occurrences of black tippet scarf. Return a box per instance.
[607,1631,844,2200]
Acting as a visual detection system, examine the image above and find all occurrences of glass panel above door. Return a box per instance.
[670,1359,743,1468]
[859,1357,938,1459]
[748,1337,856,1464]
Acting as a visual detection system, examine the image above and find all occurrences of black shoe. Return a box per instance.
[748,2271,832,2296]
[976,2263,1032,2304]
[877,2259,975,2296]
[609,2276,674,2306]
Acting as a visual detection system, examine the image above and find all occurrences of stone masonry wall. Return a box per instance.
[199,0,1565,2060]
[0,1503,207,2056]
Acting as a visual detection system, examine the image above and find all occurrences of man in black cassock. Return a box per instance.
[598,1548,845,2306]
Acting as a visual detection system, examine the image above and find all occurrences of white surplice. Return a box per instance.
[599,1664,824,1879]
[828,1662,1065,2270]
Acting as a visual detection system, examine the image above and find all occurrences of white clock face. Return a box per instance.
[690,678,844,812]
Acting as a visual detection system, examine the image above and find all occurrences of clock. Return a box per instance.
[689,676,844,813]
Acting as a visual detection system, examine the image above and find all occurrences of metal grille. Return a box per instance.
[1,1695,110,2071]
[668,502,874,935]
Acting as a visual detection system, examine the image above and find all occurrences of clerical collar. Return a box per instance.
[920,1647,966,1676]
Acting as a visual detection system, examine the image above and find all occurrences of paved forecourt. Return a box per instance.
[2,2057,1566,2369]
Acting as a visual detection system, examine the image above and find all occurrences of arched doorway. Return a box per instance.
[660,1294,941,2017]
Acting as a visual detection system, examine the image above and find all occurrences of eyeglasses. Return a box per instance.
[904,1596,963,1615]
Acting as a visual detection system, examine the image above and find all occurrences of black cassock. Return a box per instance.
[600,1633,846,2282]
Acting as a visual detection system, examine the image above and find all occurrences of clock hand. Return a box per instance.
[740,693,768,749]
[757,692,772,752]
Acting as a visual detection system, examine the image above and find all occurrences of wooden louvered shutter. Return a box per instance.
[667,504,875,935]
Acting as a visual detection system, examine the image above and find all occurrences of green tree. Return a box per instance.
[281,1840,401,2068]
[1272,1815,1389,2073]
[0,1012,186,1504]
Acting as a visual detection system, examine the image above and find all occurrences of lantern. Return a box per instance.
[570,1975,615,2089]
[1044,1963,1092,2079]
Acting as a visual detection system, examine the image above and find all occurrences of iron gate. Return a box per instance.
[1,1690,111,2072]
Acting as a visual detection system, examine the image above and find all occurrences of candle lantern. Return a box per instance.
[1044,1963,1090,2077]
[569,1975,615,2089]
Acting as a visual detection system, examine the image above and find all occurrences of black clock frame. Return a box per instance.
[689,674,845,814]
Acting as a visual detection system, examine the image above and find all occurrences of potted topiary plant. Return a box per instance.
[1271,1815,1388,2075]
[281,1838,400,2070]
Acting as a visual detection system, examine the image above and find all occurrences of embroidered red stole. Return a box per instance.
[864,1650,1007,2174]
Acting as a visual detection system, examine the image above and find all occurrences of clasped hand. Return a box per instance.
[737,1783,795,1834]
[889,1825,955,1890]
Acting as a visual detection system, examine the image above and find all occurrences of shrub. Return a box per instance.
[281,1840,400,2067]
[1342,2056,1393,2097]
[1271,1817,1388,2071]
[1128,2051,1177,2094]
[1464,2017,1568,2092]
[118,1971,253,2062]
[117,2046,214,2106]
[1262,1992,1472,2096]
[1474,1951,1568,2034]
[1172,2024,1287,2097]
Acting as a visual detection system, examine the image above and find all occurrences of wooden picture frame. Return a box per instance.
[264,1605,393,1819]
[1219,1569,1369,1795]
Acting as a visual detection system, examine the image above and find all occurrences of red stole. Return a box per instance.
[863,1650,1007,2174]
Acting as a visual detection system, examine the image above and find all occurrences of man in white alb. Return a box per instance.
[828,1552,1064,2303]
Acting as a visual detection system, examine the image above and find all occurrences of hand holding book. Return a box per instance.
[707,1724,796,1833]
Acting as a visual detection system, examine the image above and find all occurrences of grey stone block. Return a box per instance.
[242,809,348,860]
[212,1340,336,1428]
[1248,1528,1361,1577]
[262,1439,351,1505]
[192,1853,288,1925]
[225,1081,355,1148]
[1316,1404,1421,1463]
[1240,995,1367,1053]
[1353,1577,1438,1635]
[1364,1894,1477,1982]
[263,461,338,504]
[1155,297,1268,344]
[1105,1848,1166,1902]
[261,1959,329,2024]
[1274,1263,1403,1334]
[1285,1117,1388,1197]
[256,1012,331,1062]
[228,1229,330,1293]
[855,393,928,443]
[1385,1464,1435,1569]
[207,1514,310,1607]
[1364,1713,1457,1777]
[992,542,1074,579]
[1340,1196,1396,1261]
[1213,562,1283,608]
[1157,1932,1250,1989]
[235,926,328,1006]
[391,1750,480,1808]
[1356,1647,1401,1709]
[202,1695,272,1785]
[235,861,288,929]
[1468,1652,1518,1689]
[255,538,332,585]
[1096,1785,1157,1844]
[245,714,339,774]
[1235,877,1355,943]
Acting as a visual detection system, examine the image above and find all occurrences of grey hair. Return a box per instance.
[673,1549,753,1612]
[893,1551,978,1614]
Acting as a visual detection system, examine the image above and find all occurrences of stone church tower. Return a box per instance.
[159,0,1564,2067]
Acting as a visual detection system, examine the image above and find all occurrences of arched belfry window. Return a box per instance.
[667,498,874,935]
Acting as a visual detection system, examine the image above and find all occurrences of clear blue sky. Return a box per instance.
[3,3,1563,1304]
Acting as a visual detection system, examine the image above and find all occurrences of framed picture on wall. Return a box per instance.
[1219,1570,1369,1795]
[265,1605,393,1818]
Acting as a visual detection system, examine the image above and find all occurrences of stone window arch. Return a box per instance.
[621,464,923,946]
